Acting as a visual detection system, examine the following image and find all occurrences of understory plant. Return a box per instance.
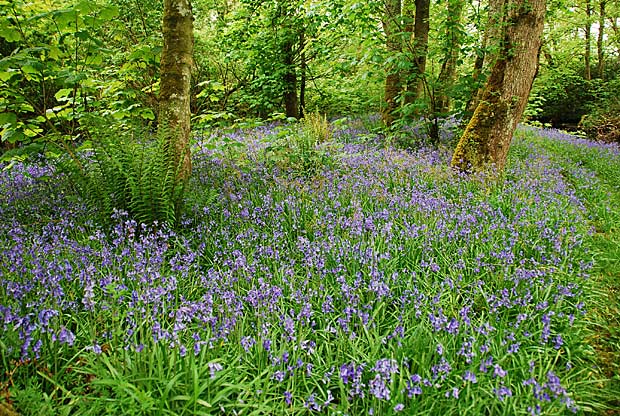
[262,112,338,176]
[61,119,185,227]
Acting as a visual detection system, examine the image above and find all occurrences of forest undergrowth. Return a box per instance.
[0,119,619,415]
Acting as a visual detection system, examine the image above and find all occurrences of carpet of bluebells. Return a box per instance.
[1,119,618,415]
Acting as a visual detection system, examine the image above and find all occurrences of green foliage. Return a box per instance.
[61,121,185,227]
[70,345,256,415]
[0,1,117,146]
[301,111,331,144]
[0,0,161,156]
[527,67,595,126]
[579,76,620,143]
[262,115,339,176]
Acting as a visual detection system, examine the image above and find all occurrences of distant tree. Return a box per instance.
[281,3,300,119]
[435,0,464,113]
[404,0,430,106]
[382,0,402,126]
[597,0,606,78]
[159,0,194,183]
[585,0,592,80]
[451,0,546,172]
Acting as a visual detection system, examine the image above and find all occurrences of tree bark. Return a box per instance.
[412,0,430,100]
[299,30,306,118]
[382,0,402,126]
[436,0,464,113]
[451,0,545,173]
[404,0,430,105]
[597,0,606,79]
[466,0,505,115]
[159,0,193,183]
[585,0,592,80]
[283,35,299,119]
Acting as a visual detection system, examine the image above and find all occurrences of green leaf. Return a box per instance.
[140,109,155,120]
[47,45,63,60]
[2,129,25,144]
[18,103,34,112]
[55,88,73,102]
[99,5,119,21]
[21,65,39,75]
[23,124,43,137]
[76,30,90,41]
[0,112,17,128]
[0,22,21,42]
[53,9,79,31]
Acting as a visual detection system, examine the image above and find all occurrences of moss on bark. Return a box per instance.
[451,0,545,173]
[159,0,194,183]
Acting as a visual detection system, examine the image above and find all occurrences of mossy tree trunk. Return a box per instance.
[451,0,545,173]
[466,0,506,116]
[159,0,194,183]
[382,0,402,127]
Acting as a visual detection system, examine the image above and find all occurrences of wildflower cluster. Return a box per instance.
[1,120,615,414]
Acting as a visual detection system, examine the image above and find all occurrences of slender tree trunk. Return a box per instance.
[436,0,464,113]
[404,0,430,105]
[402,0,414,105]
[299,30,306,118]
[382,0,402,126]
[585,0,592,80]
[597,0,606,79]
[283,35,299,119]
[159,0,193,183]
[451,0,545,173]
[542,44,555,66]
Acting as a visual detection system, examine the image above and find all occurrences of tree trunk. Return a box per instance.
[404,0,430,105]
[436,0,464,113]
[299,30,306,118]
[585,0,592,80]
[597,0,606,79]
[466,0,506,115]
[159,0,194,183]
[412,0,430,100]
[451,0,545,173]
[283,36,299,119]
[382,0,402,127]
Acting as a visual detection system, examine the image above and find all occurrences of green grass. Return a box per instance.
[515,127,620,412]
